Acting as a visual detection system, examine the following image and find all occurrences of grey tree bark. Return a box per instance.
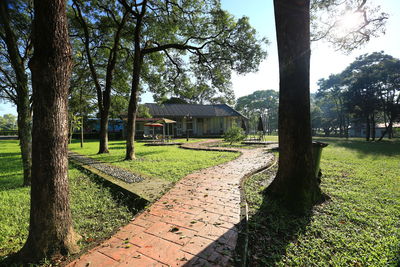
[18,0,80,262]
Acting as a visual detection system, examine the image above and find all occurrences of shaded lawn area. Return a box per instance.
[245,138,400,266]
[0,140,134,261]
[69,139,239,182]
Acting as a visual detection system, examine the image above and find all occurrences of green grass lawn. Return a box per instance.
[1,138,238,262]
[69,139,239,182]
[0,140,134,261]
[245,138,400,266]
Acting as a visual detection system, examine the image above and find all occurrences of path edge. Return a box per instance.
[236,155,278,267]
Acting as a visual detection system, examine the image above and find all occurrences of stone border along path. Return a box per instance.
[68,140,276,267]
[68,151,171,203]
[69,152,144,183]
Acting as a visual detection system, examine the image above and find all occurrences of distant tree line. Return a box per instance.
[0,113,17,131]
[1,0,268,178]
[235,89,278,134]
[234,51,399,142]
[313,51,400,140]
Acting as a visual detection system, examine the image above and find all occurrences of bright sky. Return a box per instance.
[1,0,399,116]
[222,0,400,99]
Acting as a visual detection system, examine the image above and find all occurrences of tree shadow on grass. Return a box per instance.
[71,162,149,214]
[244,196,313,266]
[135,150,166,158]
[180,197,313,267]
[317,138,400,158]
[108,145,128,151]
[0,152,24,191]
[0,174,24,191]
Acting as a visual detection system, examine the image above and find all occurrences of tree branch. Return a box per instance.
[118,0,141,17]
[163,50,182,83]
[72,0,104,109]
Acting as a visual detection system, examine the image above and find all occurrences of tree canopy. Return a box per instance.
[119,0,268,159]
[0,113,17,130]
[316,51,400,140]
[235,89,278,134]
[311,0,388,51]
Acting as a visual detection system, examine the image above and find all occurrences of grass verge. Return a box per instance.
[245,138,400,266]
[0,140,135,262]
[69,139,239,182]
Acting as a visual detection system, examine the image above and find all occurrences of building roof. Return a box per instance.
[145,103,246,118]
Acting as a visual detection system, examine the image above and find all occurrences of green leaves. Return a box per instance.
[235,90,279,133]
[223,123,245,145]
[0,114,17,131]
[311,0,388,52]
[138,0,267,103]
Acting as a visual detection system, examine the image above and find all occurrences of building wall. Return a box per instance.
[133,116,243,137]
[349,127,390,138]
[171,116,242,136]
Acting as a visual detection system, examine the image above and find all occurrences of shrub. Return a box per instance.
[224,124,245,145]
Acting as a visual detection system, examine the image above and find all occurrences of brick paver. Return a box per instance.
[68,141,274,267]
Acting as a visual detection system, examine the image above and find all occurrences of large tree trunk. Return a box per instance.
[265,0,323,213]
[17,102,32,186]
[378,120,392,141]
[0,1,32,186]
[98,111,110,153]
[388,123,393,139]
[125,8,146,160]
[18,0,80,262]
[125,88,140,160]
[125,53,143,160]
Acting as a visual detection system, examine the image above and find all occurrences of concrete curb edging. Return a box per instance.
[68,153,172,203]
[236,155,278,267]
[68,158,150,207]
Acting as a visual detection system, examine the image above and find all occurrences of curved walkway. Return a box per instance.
[68,141,274,267]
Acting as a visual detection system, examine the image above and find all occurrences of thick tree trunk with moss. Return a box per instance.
[18,0,80,262]
[0,1,32,186]
[265,0,323,213]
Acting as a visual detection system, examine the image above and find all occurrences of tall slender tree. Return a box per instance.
[0,0,32,186]
[343,52,400,141]
[265,0,323,212]
[18,0,80,262]
[119,0,267,160]
[266,0,389,212]
[71,0,129,153]
[317,74,350,137]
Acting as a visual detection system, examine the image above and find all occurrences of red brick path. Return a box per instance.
[67,141,274,267]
